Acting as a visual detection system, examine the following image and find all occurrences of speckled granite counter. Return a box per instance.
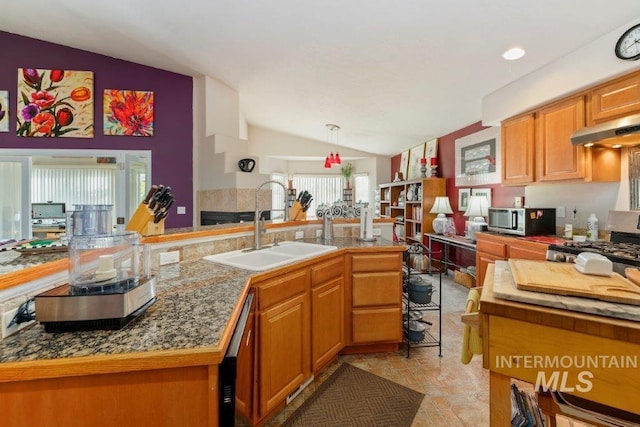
[0,237,401,367]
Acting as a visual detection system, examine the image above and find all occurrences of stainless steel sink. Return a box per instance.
[203,241,338,271]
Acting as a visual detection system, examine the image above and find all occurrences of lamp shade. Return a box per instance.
[463,195,489,218]
[464,195,489,241]
[429,197,453,215]
[429,196,453,235]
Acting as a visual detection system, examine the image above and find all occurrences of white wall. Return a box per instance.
[483,17,640,124]
[204,76,241,138]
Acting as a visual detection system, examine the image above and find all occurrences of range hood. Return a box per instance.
[571,113,640,147]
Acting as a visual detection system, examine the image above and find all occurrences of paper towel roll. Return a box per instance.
[360,207,374,240]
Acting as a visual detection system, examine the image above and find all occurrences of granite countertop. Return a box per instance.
[0,237,401,366]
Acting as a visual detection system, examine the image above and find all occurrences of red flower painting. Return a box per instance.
[16,68,94,138]
[103,89,154,136]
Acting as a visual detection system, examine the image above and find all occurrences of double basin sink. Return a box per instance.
[203,241,338,271]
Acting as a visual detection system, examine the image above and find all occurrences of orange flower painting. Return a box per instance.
[16,68,94,138]
[103,89,154,136]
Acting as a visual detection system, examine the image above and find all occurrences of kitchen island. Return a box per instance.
[0,229,403,427]
[480,263,640,425]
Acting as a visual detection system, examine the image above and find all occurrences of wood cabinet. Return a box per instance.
[255,269,311,417]
[475,233,547,286]
[536,95,587,182]
[347,253,402,346]
[589,71,640,124]
[500,73,638,185]
[235,293,256,421]
[378,178,446,243]
[502,113,535,185]
[310,256,344,372]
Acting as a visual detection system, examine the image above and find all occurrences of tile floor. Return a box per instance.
[241,273,592,427]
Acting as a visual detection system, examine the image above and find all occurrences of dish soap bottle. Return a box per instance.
[586,213,598,241]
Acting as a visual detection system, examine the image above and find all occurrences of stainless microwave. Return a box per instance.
[487,208,556,236]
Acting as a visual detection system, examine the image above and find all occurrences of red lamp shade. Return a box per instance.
[324,157,332,168]
[328,152,336,164]
[420,157,427,165]
[334,152,341,164]
[430,157,438,166]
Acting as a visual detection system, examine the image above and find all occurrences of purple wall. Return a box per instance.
[0,31,193,228]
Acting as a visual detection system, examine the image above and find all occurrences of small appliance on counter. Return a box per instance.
[487,207,556,236]
[35,205,156,333]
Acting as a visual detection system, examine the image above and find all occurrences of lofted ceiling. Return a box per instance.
[3,1,640,156]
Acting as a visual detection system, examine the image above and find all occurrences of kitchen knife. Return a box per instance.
[143,185,159,204]
[148,185,164,210]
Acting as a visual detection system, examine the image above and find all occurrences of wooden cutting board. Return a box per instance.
[508,259,640,306]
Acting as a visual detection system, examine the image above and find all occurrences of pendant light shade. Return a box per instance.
[324,124,341,167]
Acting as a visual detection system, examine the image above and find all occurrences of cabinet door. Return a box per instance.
[311,277,344,371]
[258,292,310,416]
[502,113,535,185]
[589,72,640,124]
[476,252,504,288]
[235,306,255,421]
[536,96,586,181]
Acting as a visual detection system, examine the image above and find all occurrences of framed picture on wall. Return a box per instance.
[454,126,501,187]
[399,150,409,180]
[407,143,426,180]
[425,138,438,163]
[458,188,471,211]
[471,187,492,207]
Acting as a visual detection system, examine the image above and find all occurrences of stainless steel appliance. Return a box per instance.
[546,211,640,276]
[35,205,156,332]
[487,207,556,236]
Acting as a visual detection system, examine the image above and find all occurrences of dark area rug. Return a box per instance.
[282,363,424,426]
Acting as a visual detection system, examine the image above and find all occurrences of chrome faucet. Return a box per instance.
[254,180,288,250]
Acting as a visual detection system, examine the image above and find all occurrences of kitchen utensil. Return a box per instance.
[508,259,640,306]
[321,214,334,241]
[408,310,423,321]
[403,320,426,342]
[408,277,435,304]
[238,158,255,172]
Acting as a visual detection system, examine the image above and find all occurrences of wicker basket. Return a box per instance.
[454,270,476,288]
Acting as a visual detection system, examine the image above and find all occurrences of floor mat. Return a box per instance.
[283,363,424,427]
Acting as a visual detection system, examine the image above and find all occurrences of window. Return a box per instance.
[354,173,370,206]
[271,173,343,219]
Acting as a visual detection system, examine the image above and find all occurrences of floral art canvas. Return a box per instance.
[16,68,94,138]
[0,91,8,132]
[103,89,154,136]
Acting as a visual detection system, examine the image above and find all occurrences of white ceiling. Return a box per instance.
[3,1,640,156]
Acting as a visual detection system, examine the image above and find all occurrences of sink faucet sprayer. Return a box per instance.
[254,180,288,250]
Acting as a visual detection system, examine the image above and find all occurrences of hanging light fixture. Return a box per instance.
[324,124,342,168]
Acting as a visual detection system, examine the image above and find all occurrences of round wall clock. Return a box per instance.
[615,23,640,61]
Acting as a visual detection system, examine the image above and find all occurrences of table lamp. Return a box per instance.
[429,196,453,235]
[464,195,489,241]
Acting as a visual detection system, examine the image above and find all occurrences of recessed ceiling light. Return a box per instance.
[502,47,526,61]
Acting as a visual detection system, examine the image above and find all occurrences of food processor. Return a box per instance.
[35,205,156,332]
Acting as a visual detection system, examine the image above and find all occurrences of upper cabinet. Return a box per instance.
[502,113,535,185]
[536,95,587,182]
[588,71,640,125]
[499,71,640,185]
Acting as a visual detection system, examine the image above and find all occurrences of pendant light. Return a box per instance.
[324,124,342,168]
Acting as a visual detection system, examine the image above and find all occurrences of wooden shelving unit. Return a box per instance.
[378,178,446,244]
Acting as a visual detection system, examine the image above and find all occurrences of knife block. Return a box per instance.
[126,203,165,236]
[289,201,307,221]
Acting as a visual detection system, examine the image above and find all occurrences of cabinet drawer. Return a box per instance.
[257,269,309,310]
[352,272,401,307]
[476,239,507,258]
[311,256,343,287]
[488,315,640,414]
[352,307,402,344]
[351,253,401,272]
